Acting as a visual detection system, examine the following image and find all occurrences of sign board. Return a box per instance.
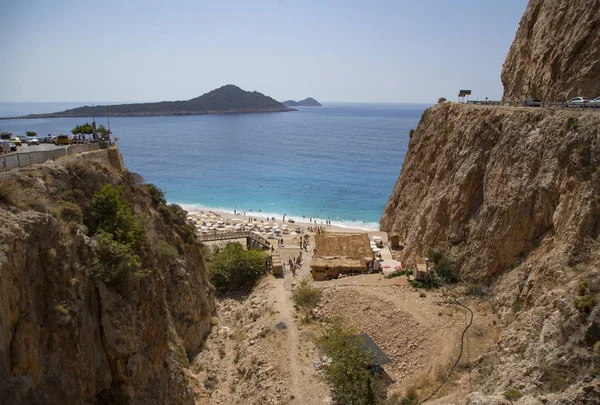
[459,90,472,96]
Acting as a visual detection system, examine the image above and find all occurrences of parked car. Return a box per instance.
[566,97,590,107]
[26,137,40,146]
[523,98,541,107]
[589,96,600,105]
[55,135,71,145]
[10,137,22,146]
[0,140,17,152]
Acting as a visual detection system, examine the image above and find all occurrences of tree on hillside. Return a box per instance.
[208,242,267,293]
[71,122,94,135]
[98,124,108,136]
[322,319,376,405]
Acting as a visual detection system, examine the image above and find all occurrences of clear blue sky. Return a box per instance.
[0,0,527,103]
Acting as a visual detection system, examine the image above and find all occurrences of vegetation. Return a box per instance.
[98,124,108,136]
[55,201,83,223]
[207,242,268,293]
[292,278,322,321]
[26,130,37,136]
[91,231,145,288]
[156,240,179,267]
[89,184,148,295]
[90,184,144,249]
[142,183,167,206]
[503,389,523,401]
[425,249,458,287]
[71,122,94,135]
[409,129,415,139]
[158,203,196,244]
[437,97,447,103]
[565,116,579,131]
[574,281,596,314]
[321,320,376,405]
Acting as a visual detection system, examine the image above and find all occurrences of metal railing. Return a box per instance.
[1,143,100,172]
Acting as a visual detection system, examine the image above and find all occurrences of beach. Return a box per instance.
[185,206,402,274]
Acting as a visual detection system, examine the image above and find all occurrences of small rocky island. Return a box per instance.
[8,85,294,118]
[282,97,322,107]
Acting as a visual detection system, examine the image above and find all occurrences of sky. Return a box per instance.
[0,0,528,104]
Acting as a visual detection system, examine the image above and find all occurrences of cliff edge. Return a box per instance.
[381,102,600,402]
[0,148,214,404]
[502,0,600,101]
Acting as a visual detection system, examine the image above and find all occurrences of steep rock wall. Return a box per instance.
[502,0,600,101]
[381,103,600,402]
[0,149,214,404]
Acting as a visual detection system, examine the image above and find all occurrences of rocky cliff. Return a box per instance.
[381,102,600,403]
[0,148,214,404]
[502,0,600,101]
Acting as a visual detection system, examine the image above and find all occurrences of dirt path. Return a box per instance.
[270,278,304,402]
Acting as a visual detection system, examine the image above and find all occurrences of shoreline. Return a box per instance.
[178,203,381,232]
[183,205,386,237]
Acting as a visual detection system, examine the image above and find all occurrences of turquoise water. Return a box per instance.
[0,102,427,230]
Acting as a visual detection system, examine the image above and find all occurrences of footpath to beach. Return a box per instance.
[185,207,498,404]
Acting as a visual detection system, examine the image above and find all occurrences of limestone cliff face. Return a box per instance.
[381,103,600,402]
[0,149,214,404]
[502,0,600,101]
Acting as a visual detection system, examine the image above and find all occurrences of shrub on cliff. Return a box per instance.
[142,183,167,207]
[426,249,458,286]
[158,203,196,244]
[208,242,267,293]
[55,201,83,223]
[438,97,447,103]
[156,240,179,267]
[91,231,147,291]
[90,184,144,249]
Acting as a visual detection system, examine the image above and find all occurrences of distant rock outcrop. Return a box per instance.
[12,85,294,118]
[282,97,322,107]
[501,0,600,101]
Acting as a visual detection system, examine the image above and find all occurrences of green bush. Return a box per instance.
[142,183,167,206]
[427,249,457,283]
[158,203,196,244]
[90,184,144,249]
[574,295,596,314]
[409,129,415,139]
[385,270,404,279]
[503,389,523,401]
[321,320,376,405]
[437,97,447,103]
[409,280,422,289]
[156,240,179,267]
[208,242,268,293]
[91,231,146,290]
[402,388,419,405]
[56,201,83,223]
[292,278,322,321]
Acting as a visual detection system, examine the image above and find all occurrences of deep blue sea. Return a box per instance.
[0,102,427,230]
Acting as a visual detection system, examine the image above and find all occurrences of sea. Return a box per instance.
[0,102,428,230]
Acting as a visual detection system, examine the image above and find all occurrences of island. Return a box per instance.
[2,85,295,119]
[282,97,322,107]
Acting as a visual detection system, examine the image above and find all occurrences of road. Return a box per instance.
[3,143,67,155]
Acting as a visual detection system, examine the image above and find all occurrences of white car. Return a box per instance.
[567,97,589,103]
[589,96,600,105]
[26,137,40,145]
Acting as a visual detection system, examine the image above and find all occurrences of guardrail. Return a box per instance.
[1,143,100,172]
[466,100,600,109]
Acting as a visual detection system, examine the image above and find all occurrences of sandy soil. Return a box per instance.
[187,214,499,404]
